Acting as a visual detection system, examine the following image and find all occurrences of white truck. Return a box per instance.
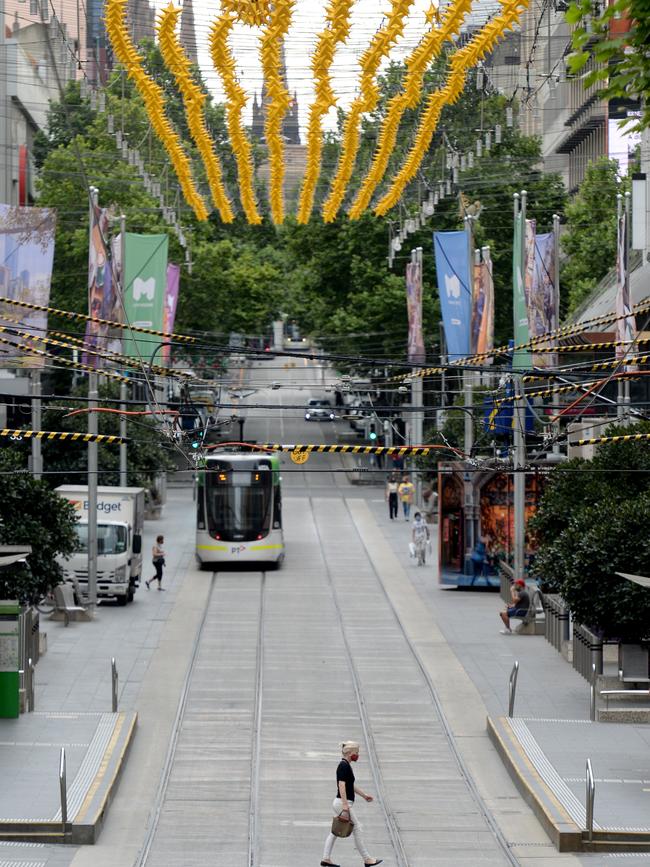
[55,486,146,606]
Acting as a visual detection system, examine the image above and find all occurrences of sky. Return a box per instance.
[185,0,500,135]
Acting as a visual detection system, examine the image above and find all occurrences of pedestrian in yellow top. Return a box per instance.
[398,475,415,521]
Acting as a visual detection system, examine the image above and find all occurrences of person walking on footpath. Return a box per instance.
[411,511,430,566]
[321,741,383,867]
[398,474,415,520]
[385,475,399,520]
[146,535,166,591]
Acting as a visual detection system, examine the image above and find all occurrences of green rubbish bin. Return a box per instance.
[0,600,21,718]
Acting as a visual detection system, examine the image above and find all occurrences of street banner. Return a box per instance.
[527,231,558,368]
[83,206,124,367]
[123,233,169,359]
[405,256,425,365]
[471,250,494,360]
[162,263,181,364]
[433,231,471,361]
[512,211,529,369]
[0,204,56,368]
[615,213,636,361]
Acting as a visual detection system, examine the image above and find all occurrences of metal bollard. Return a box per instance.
[585,758,595,842]
[508,660,519,718]
[590,662,596,722]
[59,747,68,830]
[111,657,118,713]
[28,657,35,712]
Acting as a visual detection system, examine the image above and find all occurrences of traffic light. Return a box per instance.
[368,422,378,441]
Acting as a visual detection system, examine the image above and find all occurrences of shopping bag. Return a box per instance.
[331,812,354,837]
[408,542,416,559]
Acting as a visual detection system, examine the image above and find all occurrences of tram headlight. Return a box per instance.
[305,413,310,420]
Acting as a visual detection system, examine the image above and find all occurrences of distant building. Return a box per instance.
[179,0,198,66]
[126,0,156,46]
[251,43,301,145]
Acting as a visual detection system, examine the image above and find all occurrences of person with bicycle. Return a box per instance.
[411,512,430,566]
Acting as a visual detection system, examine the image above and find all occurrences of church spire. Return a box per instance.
[179,0,198,66]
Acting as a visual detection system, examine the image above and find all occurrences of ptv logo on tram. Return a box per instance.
[231,545,246,555]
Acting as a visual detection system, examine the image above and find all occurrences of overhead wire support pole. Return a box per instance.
[31,370,42,480]
[119,214,128,486]
[88,187,99,609]
[624,191,632,425]
[513,373,526,582]
[617,193,625,421]
[411,246,424,507]
[463,217,476,574]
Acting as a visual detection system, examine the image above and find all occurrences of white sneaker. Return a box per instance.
[500,629,513,635]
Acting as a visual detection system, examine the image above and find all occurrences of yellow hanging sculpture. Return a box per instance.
[348,0,472,220]
[209,12,262,224]
[321,0,415,223]
[105,0,208,221]
[297,0,353,225]
[374,0,530,216]
[158,4,234,223]
[258,0,294,224]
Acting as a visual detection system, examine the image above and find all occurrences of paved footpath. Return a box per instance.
[367,495,650,862]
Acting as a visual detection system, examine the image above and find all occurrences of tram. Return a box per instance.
[195,451,284,567]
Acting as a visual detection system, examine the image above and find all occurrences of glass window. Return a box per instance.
[206,468,272,541]
[75,523,128,555]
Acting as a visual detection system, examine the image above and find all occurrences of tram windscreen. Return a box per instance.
[206,464,272,541]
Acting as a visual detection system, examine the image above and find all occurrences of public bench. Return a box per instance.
[498,560,545,635]
[53,584,90,626]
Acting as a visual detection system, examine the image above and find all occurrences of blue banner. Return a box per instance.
[433,231,472,361]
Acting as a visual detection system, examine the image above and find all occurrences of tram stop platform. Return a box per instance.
[0,709,136,844]
[489,714,650,853]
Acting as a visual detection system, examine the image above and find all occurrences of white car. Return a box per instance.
[305,399,335,421]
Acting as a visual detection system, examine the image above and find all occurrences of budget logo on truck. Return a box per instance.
[65,497,124,514]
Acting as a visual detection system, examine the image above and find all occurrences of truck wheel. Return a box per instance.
[117,595,128,607]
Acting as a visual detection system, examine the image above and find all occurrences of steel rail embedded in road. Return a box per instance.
[310,498,410,867]
[343,498,521,867]
[134,572,218,867]
[248,573,266,867]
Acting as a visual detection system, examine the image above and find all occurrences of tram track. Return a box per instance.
[310,496,410,867]
[134,570,267,867]
[340,497,521,867]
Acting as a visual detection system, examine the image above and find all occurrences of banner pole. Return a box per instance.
[88,187,99,609]
[617,193,624,420]
[31,371,42,480]
[119,214,128,485]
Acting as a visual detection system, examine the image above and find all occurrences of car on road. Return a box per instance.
[305,399,335,422]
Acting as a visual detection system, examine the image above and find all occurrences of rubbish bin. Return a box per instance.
[0,600,21,718]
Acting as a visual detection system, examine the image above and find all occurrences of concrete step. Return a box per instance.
[598,706,650,723]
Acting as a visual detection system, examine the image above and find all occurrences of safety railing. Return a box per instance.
[508,660,519,718]
[585,758,595,842]
[573,623,603,681]
[590,663,596,721]
[59,747,68,831]
[499,560,515,604]
[543,594,570,653]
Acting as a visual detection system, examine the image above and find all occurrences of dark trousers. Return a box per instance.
[388,492,398,519]
[152,559,164,583]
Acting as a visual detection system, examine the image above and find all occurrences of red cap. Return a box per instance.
[514,579,526,587]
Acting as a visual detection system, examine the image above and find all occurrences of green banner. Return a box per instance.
[123,233,169,359]
[512,212,529,370]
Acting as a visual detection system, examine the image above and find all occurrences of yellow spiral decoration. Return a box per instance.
[258,0,294,224]
[348,0,472,220]
[296,0,353,224]
[322,0,415,223]
[158,5,234,223]
[220,0,270,26]
[209,13,262,224]
[374,0,530,216]
[104,0,208,220]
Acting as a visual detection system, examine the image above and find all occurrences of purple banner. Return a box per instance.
[471,250,494,359]
[405,256,425,365]
[528,231,558,368]
[162,263,180,363]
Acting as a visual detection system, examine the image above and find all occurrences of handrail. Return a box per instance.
[111,657,118,713]
[590,662,596,722]
[585,758,595,842]
[508,660,519,718]
[59,747,68,830]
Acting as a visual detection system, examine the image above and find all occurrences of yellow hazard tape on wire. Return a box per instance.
[0,333,131,384]
[209,13,262,225]
[0,428,126,444]
[259,0,294,225]
[349,0,472,220]
[322,0,415,223]
[297,0,353,224]
[105,0,208,221]
[571,432,650,448]
[258,443,456,458]
[491,374,641,407]
[157,5,234,223]
[375,0,529,217]
[0,296,197,344]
